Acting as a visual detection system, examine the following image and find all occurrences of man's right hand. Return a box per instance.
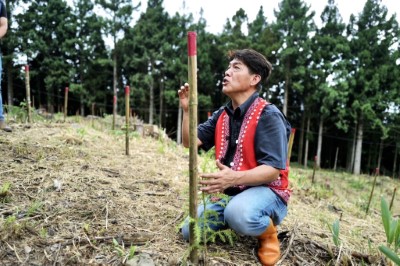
[178,83,190,112]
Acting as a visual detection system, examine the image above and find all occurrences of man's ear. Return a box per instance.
[250,74,261,86]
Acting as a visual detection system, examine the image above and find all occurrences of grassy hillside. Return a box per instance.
[0,118,398,265]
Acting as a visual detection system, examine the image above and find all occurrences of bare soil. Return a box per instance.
[0,119,397,265]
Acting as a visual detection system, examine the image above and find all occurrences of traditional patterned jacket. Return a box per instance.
[214,97,291,203]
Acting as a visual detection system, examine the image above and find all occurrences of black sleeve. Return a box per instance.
[255,104,291,169]
[0,1,7,18]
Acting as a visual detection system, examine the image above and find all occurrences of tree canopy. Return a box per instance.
[2,0,400,176]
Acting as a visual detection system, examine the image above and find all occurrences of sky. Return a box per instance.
[138,0,400,34]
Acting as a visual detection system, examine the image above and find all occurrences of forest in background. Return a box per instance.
[1,0,399,177]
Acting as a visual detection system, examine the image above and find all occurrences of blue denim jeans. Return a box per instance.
[181,186,287,240]
[0,54,4,121]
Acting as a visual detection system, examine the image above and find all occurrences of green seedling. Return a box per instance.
[329,219,341,247]
[0,182,11,197]
[379,197,400,265]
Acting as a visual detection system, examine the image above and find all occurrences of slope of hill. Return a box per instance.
[0,120,398,265]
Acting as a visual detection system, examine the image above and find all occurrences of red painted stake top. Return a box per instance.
[125,86,130,95]
[187,31,197,56]
[314,156,317,161]
[291,128,296,134]
[65,87,69,93]
[113,95,117,104]
[25,65,29,72]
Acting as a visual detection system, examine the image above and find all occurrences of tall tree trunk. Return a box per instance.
[149,77,154,124]
[353,115,363,175]
[112,52,117,129]
[303,115,311,168]
[367,143,372,170]
[80,95,85,116]
[37,80,42,109]
[377,138,384,171]
[298,110,305,164]
[283,61,290,116]
[47,86,54,114]
[80,56,85,117]
[159,80,163,127]
[6,61,13,106]
[316,118,323,168]
[393,144,398,177]
[347,123,357,172]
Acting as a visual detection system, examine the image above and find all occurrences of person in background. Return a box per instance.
[178,49,291,265]
[0,0,11,132]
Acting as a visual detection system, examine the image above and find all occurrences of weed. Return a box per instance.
[128,245,136,260]
[39,227,48,238]
[310,183,334,200]
[83,222,90,234]
[27,201,43,216]
[0,182,11,199]
[76,127,87,138]
[112,238,125,257]
[157,141,166,154]
[112,238,136,262]
[348,178,366,190]
[3,215,23,236]
[129,131,141,138]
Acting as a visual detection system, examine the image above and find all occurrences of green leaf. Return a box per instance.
[395,219,400,252]
[378,245,400,265]
[332,219,340,247]
[381,197,392,244]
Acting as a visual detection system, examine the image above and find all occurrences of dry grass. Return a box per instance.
[0,118,398,265]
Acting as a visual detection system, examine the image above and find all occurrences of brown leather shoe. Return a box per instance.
[257,219,280,266]
[0,120,12,132]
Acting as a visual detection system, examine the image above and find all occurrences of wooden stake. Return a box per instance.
[25,65,32,123]
[64,87,69,122]
[125,86,130,156]
[187,31,198,265]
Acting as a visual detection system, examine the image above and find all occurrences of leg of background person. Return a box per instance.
[0,54,11,132]
[0,53,4,122]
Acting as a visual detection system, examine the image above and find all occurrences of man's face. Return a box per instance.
[222,58,257,96]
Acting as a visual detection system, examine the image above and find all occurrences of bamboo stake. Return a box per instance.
[389,187,396,211]
[64,87,69,122]
[187,31,198,265]
[125,86,130,156]
[25,65,32,123]
[366,168,379,215]
[287,128,296,162]
[312,155,317,184]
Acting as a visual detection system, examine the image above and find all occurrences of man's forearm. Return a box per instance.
[0,18,8,39]
[234,165,280,186]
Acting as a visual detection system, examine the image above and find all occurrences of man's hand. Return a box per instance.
[199,160,239,194]
[178,83,190,112]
